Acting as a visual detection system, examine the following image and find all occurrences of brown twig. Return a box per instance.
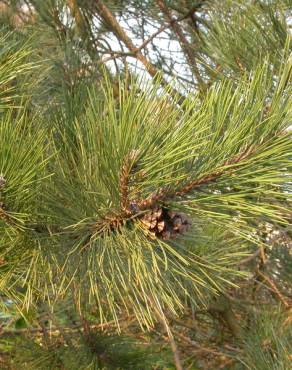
[156,0,206,92]
[100,51,136,64]
[237,248,261,266]
[235,57,245,73]
[136,6,202,54]
[94,0,186,104]
[172,329,236,358]
[257,271,290,309]
[153,305,184,370]
[176,145,254,197]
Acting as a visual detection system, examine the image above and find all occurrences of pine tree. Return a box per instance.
[0,1,291,369]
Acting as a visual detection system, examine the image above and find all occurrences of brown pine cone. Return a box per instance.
[140,206,191,240]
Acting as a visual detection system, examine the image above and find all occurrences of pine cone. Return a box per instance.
[140,206,191,240]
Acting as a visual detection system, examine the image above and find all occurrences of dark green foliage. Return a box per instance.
[7,329,175,369]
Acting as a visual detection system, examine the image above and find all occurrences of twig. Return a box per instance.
[175,145,254,197]
[172,330,236,358]
[257,271,290,308]
[156,0,205,92]
[259,244,267,264]
[136,6,201,54]
[66,0,89,39]
[151,301,183,370]
[237,249,261,266]
[96,2,200,63]
[100,51,136,64]
[235,57,245,73]
[94,0,186,104]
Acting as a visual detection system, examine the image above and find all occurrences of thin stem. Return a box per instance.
[153,305,183,370]
[257,271,290,308]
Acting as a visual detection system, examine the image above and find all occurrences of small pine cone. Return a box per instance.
[170,211,191,232]
[140,207,191,240]
[168,210,191,237]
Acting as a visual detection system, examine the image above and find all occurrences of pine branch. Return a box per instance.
[76,142,257,243]
[98,6,198,67]
[136,144,255,210]
[78,126,289,244]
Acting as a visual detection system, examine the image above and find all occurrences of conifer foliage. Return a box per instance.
[0,0,291,369]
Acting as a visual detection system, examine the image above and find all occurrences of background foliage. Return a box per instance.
[0,0,291,369]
